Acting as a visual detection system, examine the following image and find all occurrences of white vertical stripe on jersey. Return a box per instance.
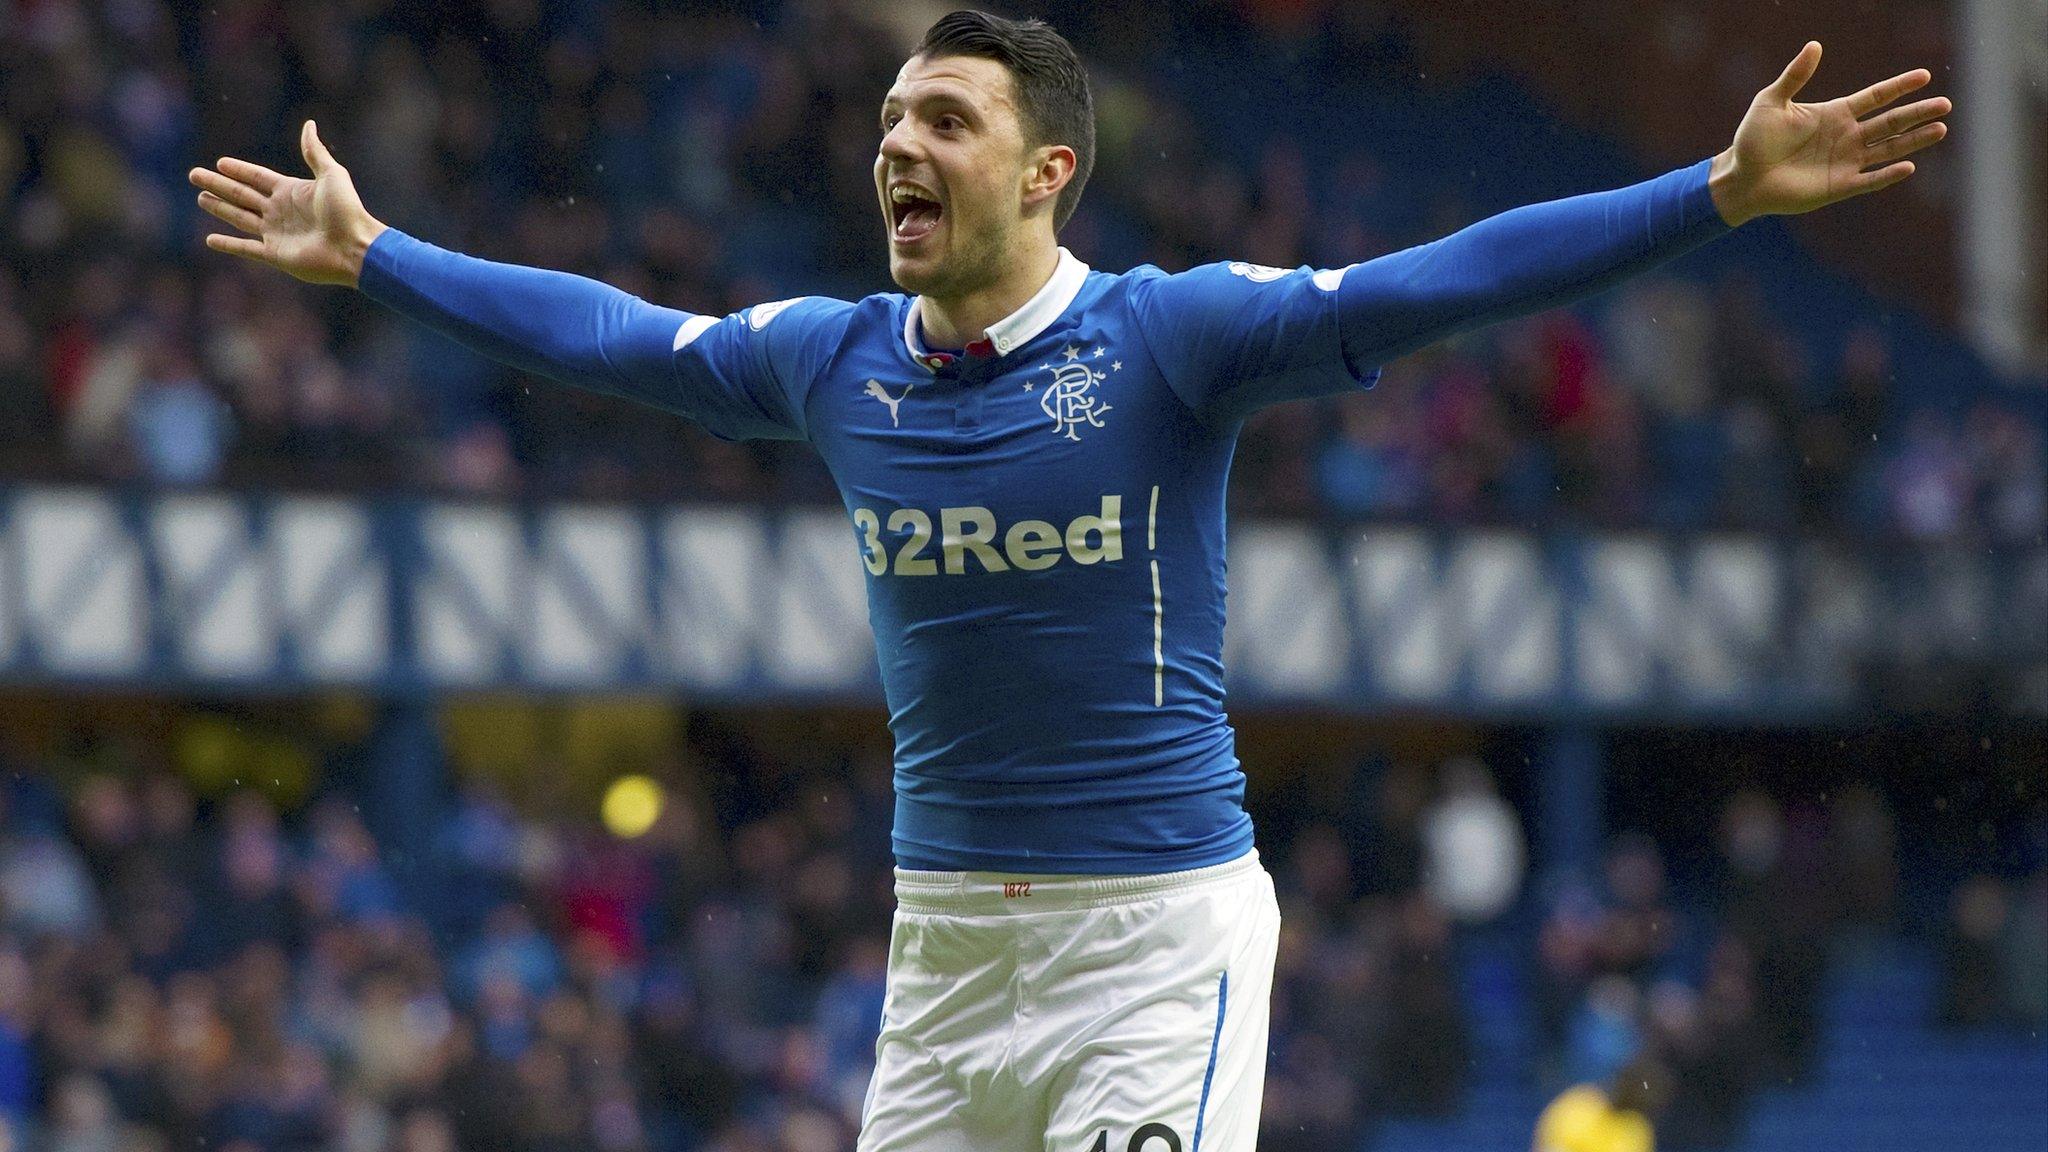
[1149,485,1163,706]
[1150,560,1164,707]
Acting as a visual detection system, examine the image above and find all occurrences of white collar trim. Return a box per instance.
[903,247,1090,371]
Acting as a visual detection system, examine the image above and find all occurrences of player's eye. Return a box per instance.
[881,112,901,132]
[936,114,964,132]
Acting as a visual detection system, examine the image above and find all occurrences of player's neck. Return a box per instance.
[916,242,1061,351]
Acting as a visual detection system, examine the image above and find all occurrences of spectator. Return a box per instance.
[1886,410,1973,540]
[45,1075,126,1152]
[1533,1057,1667,1152]
[1941,875,2013,1028]
[459,904,565,1004]
[2002,868,2048,1026]
[1421,755,1526,924]
[0,949,32,1125]
[1565,976,1645,1089]
[1967,402,2048,545]
[0,813,101,940]
[1712,788,1829,1083]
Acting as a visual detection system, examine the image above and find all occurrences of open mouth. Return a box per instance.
[890,184,943,243]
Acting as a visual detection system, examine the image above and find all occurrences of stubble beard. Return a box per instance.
[891,216,1010,305]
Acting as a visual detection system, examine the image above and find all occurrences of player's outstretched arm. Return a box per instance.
[1333,44,1947,370]
[1707,42,1948,228]
[190,121,686,402]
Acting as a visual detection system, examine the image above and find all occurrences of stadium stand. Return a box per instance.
[0,712,2040,1152]
[2,2,2040,537]
[0,3,2041,1152]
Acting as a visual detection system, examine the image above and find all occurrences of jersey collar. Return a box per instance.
[903,247,1090,373]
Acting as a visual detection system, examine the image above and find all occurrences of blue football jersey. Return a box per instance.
[666,251,1380,872]
[359,159,1729,875]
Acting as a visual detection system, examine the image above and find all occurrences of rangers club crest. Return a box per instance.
[1030,344,1117,441]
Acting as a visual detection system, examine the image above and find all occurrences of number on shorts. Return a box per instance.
[1089,1125,1183,1152]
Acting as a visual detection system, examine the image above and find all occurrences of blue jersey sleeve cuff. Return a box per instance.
[356,226,417,306]
[1682,156,1736,237]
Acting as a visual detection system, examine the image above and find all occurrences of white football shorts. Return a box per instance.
[858,850,1281,1152]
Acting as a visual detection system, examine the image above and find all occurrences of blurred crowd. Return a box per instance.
[1531,789,1869,1152]
[1263,761,2048,1152]
[1529,782,2046,1152]
[0,714,2039,1152]
[0,729,904,1152]
[0,0,2041,542]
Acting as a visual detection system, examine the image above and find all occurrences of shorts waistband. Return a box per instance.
[892,849,1261,914]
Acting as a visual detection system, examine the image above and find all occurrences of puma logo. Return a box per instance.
[864,379,912,427]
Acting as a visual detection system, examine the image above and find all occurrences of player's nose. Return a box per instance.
[878,120,922,164]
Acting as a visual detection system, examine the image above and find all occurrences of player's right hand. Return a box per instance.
[189,120,387,289]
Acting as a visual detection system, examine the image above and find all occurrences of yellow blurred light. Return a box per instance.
[601,774,664,838]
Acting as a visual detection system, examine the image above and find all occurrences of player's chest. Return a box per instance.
[812,339,1184,501]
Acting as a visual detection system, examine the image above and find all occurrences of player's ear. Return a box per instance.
[1021,143,1076,216]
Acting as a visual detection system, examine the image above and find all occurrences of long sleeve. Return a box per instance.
[1336,158,1731,370]
[357,228,689,411]
[1125,160,1731,425]
[358,229,852,441]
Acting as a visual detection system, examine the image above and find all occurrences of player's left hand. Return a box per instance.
[1708,42,1949,227]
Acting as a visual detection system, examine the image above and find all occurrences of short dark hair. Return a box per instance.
[916,10,1095,230]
